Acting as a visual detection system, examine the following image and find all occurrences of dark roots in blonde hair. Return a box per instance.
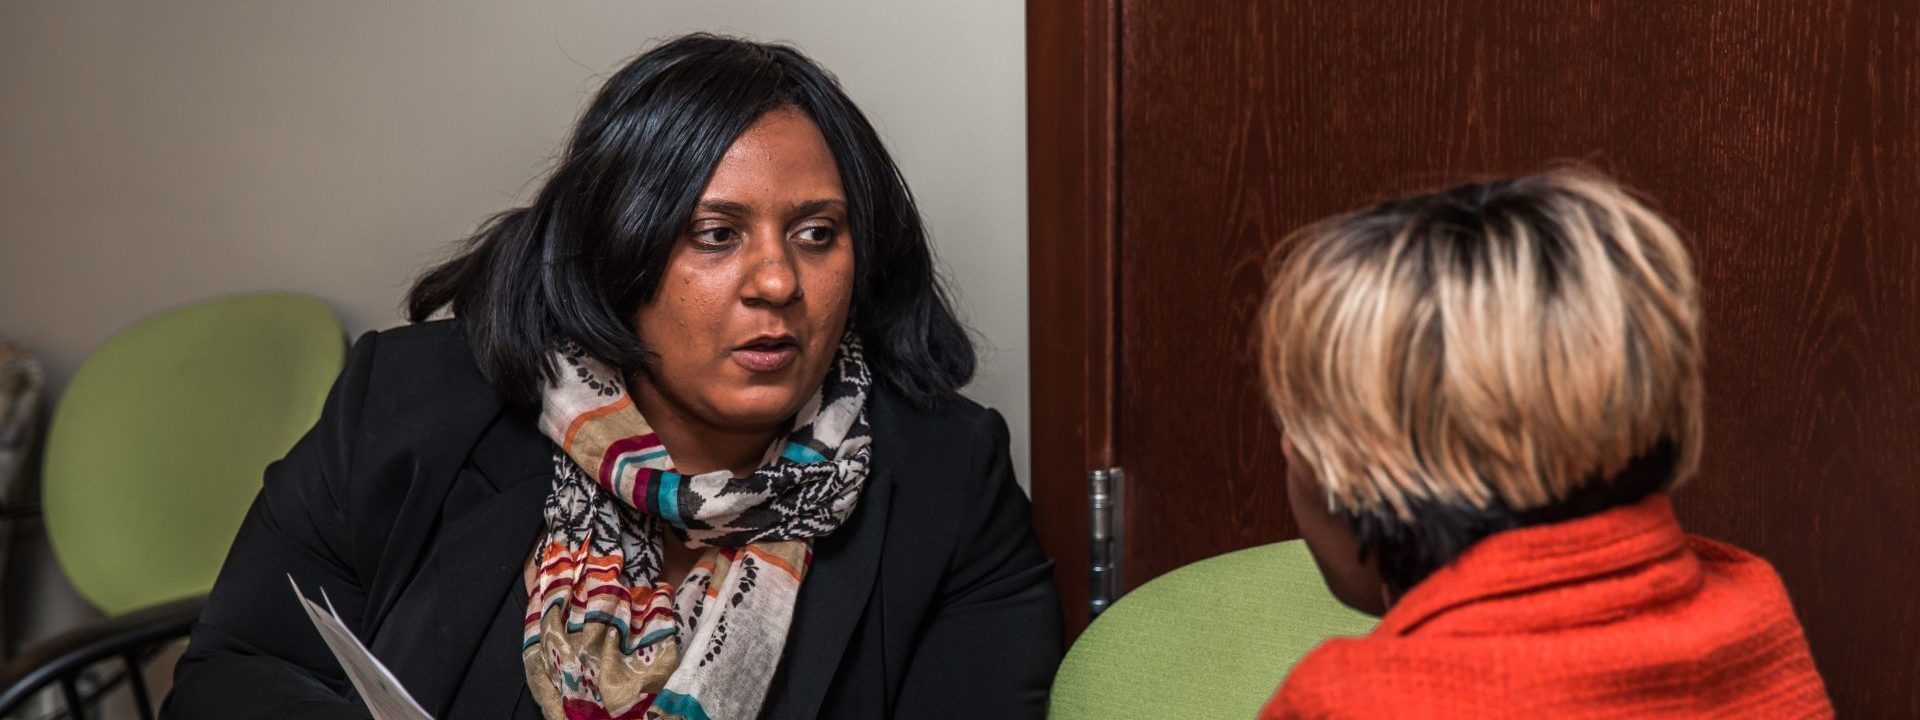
[1356,437,1677,591]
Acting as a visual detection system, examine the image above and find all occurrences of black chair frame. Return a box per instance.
[0,596,204,720]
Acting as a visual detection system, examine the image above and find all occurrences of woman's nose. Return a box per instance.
[742,234,802,307]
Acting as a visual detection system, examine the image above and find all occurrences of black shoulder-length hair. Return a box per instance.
[407,33,974,409]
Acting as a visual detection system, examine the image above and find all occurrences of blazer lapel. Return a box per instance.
[371,413,552,717]
[363,376,506,634]
[777,467,892,720]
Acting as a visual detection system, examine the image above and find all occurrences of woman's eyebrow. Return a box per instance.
[694,198,846,217]
[790,198,848,216]
[696,198,753,217]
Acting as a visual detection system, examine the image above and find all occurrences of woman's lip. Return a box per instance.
[738,334,797,349]
[732,345,799,373]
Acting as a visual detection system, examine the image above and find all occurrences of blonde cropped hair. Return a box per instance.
[1260,168,1703,522]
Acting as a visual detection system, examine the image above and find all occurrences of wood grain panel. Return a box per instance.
[1026,0,1118,638]
[1111,0,1920,714]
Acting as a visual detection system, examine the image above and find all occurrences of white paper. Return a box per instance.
[288,575,436,720]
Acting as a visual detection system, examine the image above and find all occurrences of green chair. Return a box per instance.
[1050,540,1378,720]
[0,292,343,719]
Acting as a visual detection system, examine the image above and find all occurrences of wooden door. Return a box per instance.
[1029,1,1920,715]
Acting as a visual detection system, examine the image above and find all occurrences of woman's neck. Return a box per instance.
[630,379,781,478]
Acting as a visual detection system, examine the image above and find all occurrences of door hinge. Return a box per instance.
[1089,467,1125,618]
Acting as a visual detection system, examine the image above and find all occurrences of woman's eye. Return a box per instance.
[796,225,836,246]
[693,227,738,246]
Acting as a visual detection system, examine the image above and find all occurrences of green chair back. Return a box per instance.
[1050,540,1378,720]
[40,293,343,616]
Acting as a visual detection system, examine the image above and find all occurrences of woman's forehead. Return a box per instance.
[699,110,846,207]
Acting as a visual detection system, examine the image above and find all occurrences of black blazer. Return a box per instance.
[163,321,1062,719]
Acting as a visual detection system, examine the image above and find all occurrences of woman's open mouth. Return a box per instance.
[732,334,800,373]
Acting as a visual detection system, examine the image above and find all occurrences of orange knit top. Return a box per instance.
[1262,493,1832,719]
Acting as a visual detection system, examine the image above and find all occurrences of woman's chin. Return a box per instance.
[706,391,807,432]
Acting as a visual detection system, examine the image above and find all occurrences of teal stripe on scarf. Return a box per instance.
[652,690,712,720]
[610,448,671,497]
[782,441,827,464]
[656,471,684,528]
[522,595,670,654]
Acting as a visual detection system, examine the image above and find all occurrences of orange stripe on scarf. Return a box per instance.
[562,395,633,454]
[744,545,804,580]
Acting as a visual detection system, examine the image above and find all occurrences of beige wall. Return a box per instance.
[0,0,1028,473]
[0,0,1027,703]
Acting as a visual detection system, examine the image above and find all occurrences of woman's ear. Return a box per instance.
[1284,436,1391,616]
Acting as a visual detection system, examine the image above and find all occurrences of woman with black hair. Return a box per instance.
[165,34,1060,720]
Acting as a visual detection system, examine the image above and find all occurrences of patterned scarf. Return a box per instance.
[524,334,872,720]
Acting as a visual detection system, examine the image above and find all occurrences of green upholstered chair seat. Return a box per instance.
[1050,540,1378,720]
[40,292,343,615]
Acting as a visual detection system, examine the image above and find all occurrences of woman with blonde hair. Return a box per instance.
[1257,168,1831,718]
